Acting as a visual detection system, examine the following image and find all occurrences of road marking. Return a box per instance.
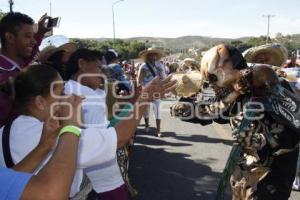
[212,122,232,141]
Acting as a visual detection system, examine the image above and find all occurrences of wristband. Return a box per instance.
[59,125,81,137]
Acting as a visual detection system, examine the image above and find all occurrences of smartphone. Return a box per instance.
[47,17,60,28]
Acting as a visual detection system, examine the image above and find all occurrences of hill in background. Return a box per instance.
[96,36,243,50]
[72,34,300,60]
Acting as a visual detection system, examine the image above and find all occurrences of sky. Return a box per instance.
[1,0,300,39]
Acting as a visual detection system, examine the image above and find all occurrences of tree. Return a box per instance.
[70,38,146,60]
[246,36,269,46]
[229,40,252,52]
[0,9,5,20]
[274,33,300,56]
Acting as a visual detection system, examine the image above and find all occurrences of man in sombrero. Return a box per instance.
[137,48,167,137]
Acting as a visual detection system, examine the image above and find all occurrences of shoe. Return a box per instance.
[144,127,149,133]
[156,132,162,137]
[292,177,300,191]
[292,185,300,191]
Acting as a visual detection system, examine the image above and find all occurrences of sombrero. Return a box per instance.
[139,48,165,61]
[38,42,77,63]
[183,58,199,66]
[183,58,200,70]
[171,71,202,97]
[243,43,288,67]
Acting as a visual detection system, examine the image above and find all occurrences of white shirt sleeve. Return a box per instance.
[77,127,117,168]
[64,81,118,168]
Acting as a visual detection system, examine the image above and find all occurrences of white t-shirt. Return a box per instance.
[140,61,167,86]
[64,80,124,193]
[0,112,117,196]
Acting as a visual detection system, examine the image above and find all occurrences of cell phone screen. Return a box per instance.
[47,17,60,28]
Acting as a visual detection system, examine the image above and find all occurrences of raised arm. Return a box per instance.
[115,75,177,148]
[20,95,83,200]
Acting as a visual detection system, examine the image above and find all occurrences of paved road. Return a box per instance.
[129,100,300,200]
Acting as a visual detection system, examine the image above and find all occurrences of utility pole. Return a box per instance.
[49,0,53,36]
[8,0,14,12]
[49,0,52,17]
[262,14,275,44]
[112,0,124,42]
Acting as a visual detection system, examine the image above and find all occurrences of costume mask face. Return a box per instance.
[200,44,247,104]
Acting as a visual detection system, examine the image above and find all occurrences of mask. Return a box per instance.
[200,44,248,104]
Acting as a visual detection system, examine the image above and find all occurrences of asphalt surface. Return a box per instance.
[128,100,300,200]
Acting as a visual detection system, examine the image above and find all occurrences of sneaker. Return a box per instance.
[292,177,300,191]
[156,132,162,137]
[292,185,300,191]
[144,127,149,133]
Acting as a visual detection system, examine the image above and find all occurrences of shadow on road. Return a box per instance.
[135,135,192,147]
[129,130,231,200]
[162,132,233,146]
[136,128,233,147]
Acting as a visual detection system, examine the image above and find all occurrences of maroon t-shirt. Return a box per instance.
[0,32,44,127]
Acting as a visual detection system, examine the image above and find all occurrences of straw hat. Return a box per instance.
[139,48,165,61]
[38,42,77,63]
[183,58,198,66]
[171,71,202,97]
[183,58,200,70]
[243,43,288,67]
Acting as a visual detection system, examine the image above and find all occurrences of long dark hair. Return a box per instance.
[65,48,101,80]
[45,50,66,80]
[14,64,59,109]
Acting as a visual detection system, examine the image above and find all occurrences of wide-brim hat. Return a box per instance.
[38,42,77,63]
[183,58,198,66]
[171,71,202,97]
[243,43,288,67]
[139,48,165,61]
[183,58,200,70]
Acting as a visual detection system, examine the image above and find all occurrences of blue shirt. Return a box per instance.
[0,168,32,200]
[140,62,166,86]
[108,63,132,91]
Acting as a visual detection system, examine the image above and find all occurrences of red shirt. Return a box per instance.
[0,32,44,127]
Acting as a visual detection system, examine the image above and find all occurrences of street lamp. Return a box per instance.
[262,14,275,44]
[112,0,124,42]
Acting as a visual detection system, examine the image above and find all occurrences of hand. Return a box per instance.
[170,102,192,117]
[279,71,287,78]
[38,117,61,150]
[233,124,267,150]
[37,13,51,34]
[140,75,177,102]
[59,94,84,127]
[117,85,142,104]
